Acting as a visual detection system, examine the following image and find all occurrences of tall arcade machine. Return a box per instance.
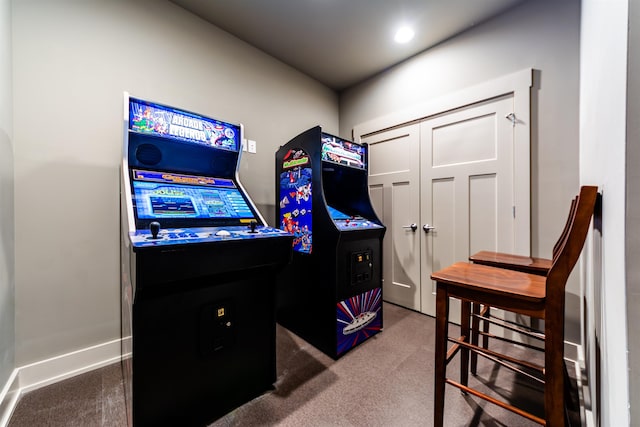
[120,94,292,426]
[275,126,386,359]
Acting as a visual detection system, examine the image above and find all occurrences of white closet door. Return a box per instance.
[420,94,516,318]
[365,124,421,311]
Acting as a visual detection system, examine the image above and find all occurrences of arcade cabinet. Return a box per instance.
[120,94,292,426]
[275,126,386,359]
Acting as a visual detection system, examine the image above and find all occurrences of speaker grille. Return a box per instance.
[135,144,162,166]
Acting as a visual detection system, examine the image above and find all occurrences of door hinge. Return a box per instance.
[513,206,516,218]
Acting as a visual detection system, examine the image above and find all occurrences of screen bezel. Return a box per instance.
[130,168,257,229]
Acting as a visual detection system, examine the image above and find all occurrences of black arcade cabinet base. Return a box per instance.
[122,236,291,427]
[130,271,275,426]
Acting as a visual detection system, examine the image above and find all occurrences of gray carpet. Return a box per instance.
[9,302,575,426]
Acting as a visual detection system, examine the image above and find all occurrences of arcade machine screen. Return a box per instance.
[322,136,380,231]
[131,169,255,225]
[321,134,366,169]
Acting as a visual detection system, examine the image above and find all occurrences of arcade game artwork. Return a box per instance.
[279,149,313,253]
[275,126,386,359]
[129,98,238,150]
[120,94,292,427]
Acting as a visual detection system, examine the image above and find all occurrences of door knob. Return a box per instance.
[423,224,436,233]
[402,223,418,232]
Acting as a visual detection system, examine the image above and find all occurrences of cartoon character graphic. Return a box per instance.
[132,107,155,133]
[153,115,168,135]
[131,103,172,136]
[299,227,312,252]
[282,214,297,234]
[296,184,311,204]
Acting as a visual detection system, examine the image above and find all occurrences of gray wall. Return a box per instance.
[0,0,14,389]
[627,0,639,424]
[12,0,338,366]
[340,0,582,339]
[579,0,629,425]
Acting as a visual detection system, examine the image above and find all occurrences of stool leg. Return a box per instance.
[545,309,565,426]
[481,304,490,351]
[434,283,449,427]
[460,300,471,388]
[470,303,480,375]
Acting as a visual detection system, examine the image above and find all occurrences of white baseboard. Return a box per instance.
[17,338,125,394]
[0,370,19,427]
[0,337,126,427]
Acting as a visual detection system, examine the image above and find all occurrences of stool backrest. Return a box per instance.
[552,197,578,259]
[547,186,598,295]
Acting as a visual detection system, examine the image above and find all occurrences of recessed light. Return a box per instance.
[394,26,414,44]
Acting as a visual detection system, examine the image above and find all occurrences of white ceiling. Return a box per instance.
[170,0,527,91]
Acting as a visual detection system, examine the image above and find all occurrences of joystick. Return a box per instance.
[149,221,161,239]
[249,220,258,233]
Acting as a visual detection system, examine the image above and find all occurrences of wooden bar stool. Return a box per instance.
[431,186,597,426]
[467,197,578,374]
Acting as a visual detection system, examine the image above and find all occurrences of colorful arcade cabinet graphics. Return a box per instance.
[337,288,383,356]
[275,126,386,359]
[279,148,313,253]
